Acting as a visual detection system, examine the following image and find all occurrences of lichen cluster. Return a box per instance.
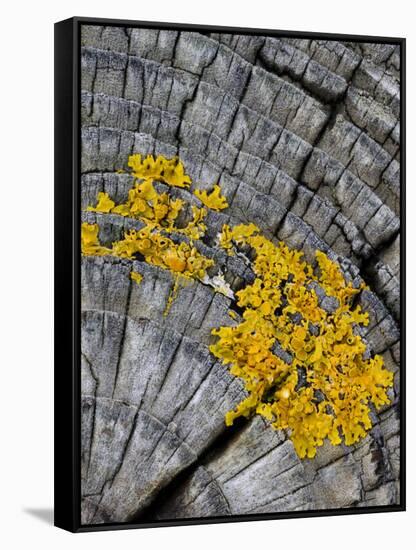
[82,223,213,278]
[194,184,229,211]
[86,158,208,239]
[81,154,226,309]
[81,154,393,460]
[127,153,192,188]
[210,223,393,458]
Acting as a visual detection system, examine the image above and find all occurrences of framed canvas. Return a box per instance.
[54,16,405,532]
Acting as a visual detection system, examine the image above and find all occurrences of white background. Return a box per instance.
[0,0,413,548]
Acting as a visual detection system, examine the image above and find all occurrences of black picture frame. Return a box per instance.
[54,16,406,533]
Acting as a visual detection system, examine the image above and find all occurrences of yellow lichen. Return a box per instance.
[82,155,229,313]
[127,154,192,188]
[211,223,393,459]
[130,271,143,285]
[82,223,214,281]
[164,276,180,317]
[89,179,185,230]
[81,155,393,460]
[84,155,232,244]
[219,222,258,251]
[81,222,111,256]
[194,185,228,211]
[163,274,193,317]
[87,192,116,213]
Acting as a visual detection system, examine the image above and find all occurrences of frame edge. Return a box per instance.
[54,16,80,533]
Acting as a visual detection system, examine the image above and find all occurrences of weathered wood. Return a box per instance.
[80,25,401,523]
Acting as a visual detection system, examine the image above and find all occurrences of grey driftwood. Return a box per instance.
[79,25,401,524]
